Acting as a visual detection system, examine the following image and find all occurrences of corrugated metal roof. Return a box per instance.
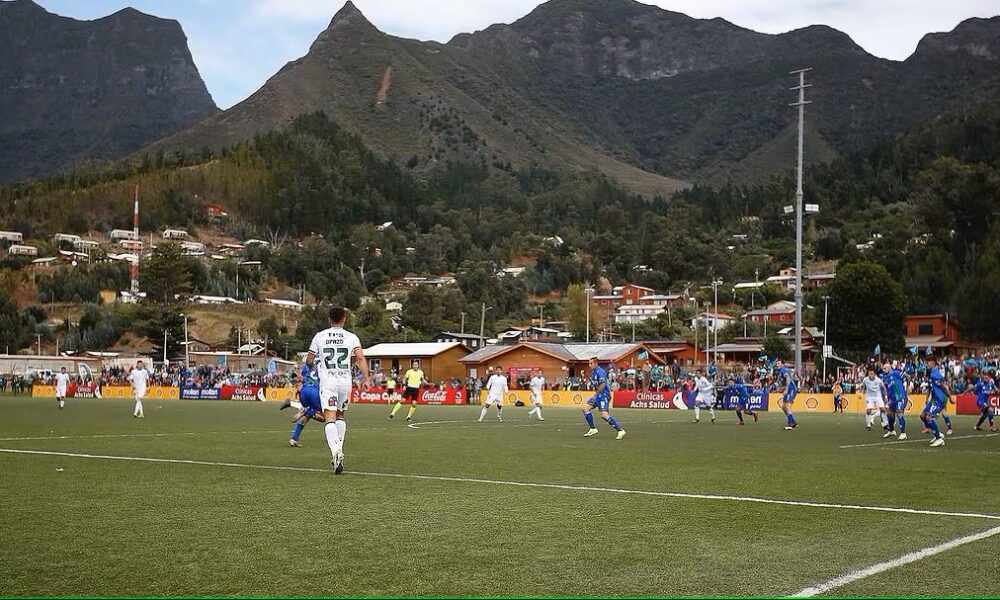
[364,342,467,357]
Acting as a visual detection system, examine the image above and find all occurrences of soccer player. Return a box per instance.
[974,370,997,432]
[54,367,70,410]
[882,363,910,440]
[774,360,798,430]
[693,369,716,423]
[920,354,953,447]
[860,366,888,431]
[389,359,425,422]
[281,362,325,447]
[128,360,149,418]
[729,376,758,425]
[479,366,507,422]
[527,369,546,421]
[582,357,626,439]
[307,307,370,474]
[832,379,845,413]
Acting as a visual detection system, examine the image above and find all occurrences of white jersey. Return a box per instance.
[529,375,545,399]
[862,377,885,400]
[309,327,362,389]
[55,373,70,396]
[695,376,716,402]
[129,368,150,397]
[485,374,508,400]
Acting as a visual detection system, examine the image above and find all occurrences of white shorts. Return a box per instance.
[321,384,352,413]
[696,395,715,408]
[56,388,67,398]
[485,394,503,406]
[530,391,543,404]
[135,388,147,400]
[865,397,885,410]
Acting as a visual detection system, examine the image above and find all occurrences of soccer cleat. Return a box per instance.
[866,426,872,431]
[279,399,291,411]
[711,418,716,423]
[975,426,983,431]
[289,439,300,447]
[738,422,745,426]
[332,451,344,475]
[930,437,945,447]
[991,425,998,432]
[899,432,908,440]
[752,413,759,423]
[883,431,897,439]
[584,428,600,437]
[477,417,484,422]
[406,417,412,422]
[693,419,700,423]
[133,414,138,418]
[538,417,545,421]
[784,423,797,431]
[497,416,503,422]
[616,430,627,440]
[946,428,954,436]
[388,414,394,420]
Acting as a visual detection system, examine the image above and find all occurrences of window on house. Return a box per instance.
[918,324,933,336]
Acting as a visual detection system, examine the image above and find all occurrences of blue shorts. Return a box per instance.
[923,400,946,417]
[888,397,907,412]
[588,393,611,412]
[783,390,797,404]
[300,386,322,417]
[978,399,989,410]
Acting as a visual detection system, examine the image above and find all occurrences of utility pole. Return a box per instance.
[479,303,491,350]
[163,330,168,366]
[790,67,812,378]
[460,312,466,334]
[704,304,710,366]
[36,333,41,356]
[712,278,722,368]
[183,313,190,368]
[585,286,593,343]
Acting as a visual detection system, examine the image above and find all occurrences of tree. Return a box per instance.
[140,243,193,304]
[564,284,598,340]
[825,260,907,358]
[762,332,791,361]
[350,301,397,345]
[0,291,33,353]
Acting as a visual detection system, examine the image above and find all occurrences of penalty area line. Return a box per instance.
[791,524,1000,597]
[2,447,1000,523]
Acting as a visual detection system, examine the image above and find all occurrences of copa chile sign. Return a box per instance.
[352,387,465,405]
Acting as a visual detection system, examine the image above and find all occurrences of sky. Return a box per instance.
[34,0,1000,109]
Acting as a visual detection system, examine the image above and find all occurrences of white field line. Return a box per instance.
[0,431,287,442]
[791,525,1000,597]
[2,447,999,522]
[406,420,542,429]
[839,433,998,449]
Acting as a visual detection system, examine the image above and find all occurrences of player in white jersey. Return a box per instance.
[307,307,370,475]
[526,369,546,421]
[128,360,150,418]
[479,366,508,422]
[693,369,717,423]
[860,365,888,431]
[54,367,70,410]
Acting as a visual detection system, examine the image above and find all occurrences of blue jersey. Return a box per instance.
[975,378,995,407]
[591,367,610,398]
[928,367,948,404]
[301,363,319,389]
[730,381,751,408]
[777,366,797,400]
[884,369,908,410]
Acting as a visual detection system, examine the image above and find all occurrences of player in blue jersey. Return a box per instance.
[974,370,997,432]
[774,360,798,430]
[920,355,954,447]
[881,363,910,440]
[280,362,326,447]
[582,357,626,440]
[727,376,758,425]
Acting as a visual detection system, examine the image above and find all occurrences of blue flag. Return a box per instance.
[874,345,881,356]
[637,349,649,360]
[925,346,933,356]
[267,358,277,376]
[909,346,919,355]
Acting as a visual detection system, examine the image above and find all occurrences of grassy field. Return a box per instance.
[1,396,998,597]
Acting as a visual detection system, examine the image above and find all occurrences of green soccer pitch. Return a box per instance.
[1,396,998,597]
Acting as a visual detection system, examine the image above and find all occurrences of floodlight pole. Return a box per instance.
[790,67,812,378]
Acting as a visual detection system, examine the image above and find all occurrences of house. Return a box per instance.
[363,342,471,383]
[264,298,303,311]
[219,243,246,255]
[434,331,487,351]
[191,295,242,305]
[646,340,699,366]
[118,239,143,252]
[205,204,228,219]
[686,312,736,332]
[180,241,205,254]
[73,239,101,252]
[803,273,836,290]
[592,284,657,308]
[459,342,665,387]
[733,282,765,291]
[904,315,977,356]
[162,229,189,240]
[189,352,295,374]
[53,233,82,245]
[109,229,139,242]
[638,294,685,307]
[496,326,565,345]
[744,301,797,326]
[243,239,270,247]
[0,231,24,243]
[615,304,666,324]
[375,222,393,231]
[499,266,526,278]
[7,244,38,257]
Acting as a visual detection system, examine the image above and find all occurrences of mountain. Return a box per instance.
[0,0,218,183]
[138,1,1000,193]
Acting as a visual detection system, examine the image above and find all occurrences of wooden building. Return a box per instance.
[363,342,471,384]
